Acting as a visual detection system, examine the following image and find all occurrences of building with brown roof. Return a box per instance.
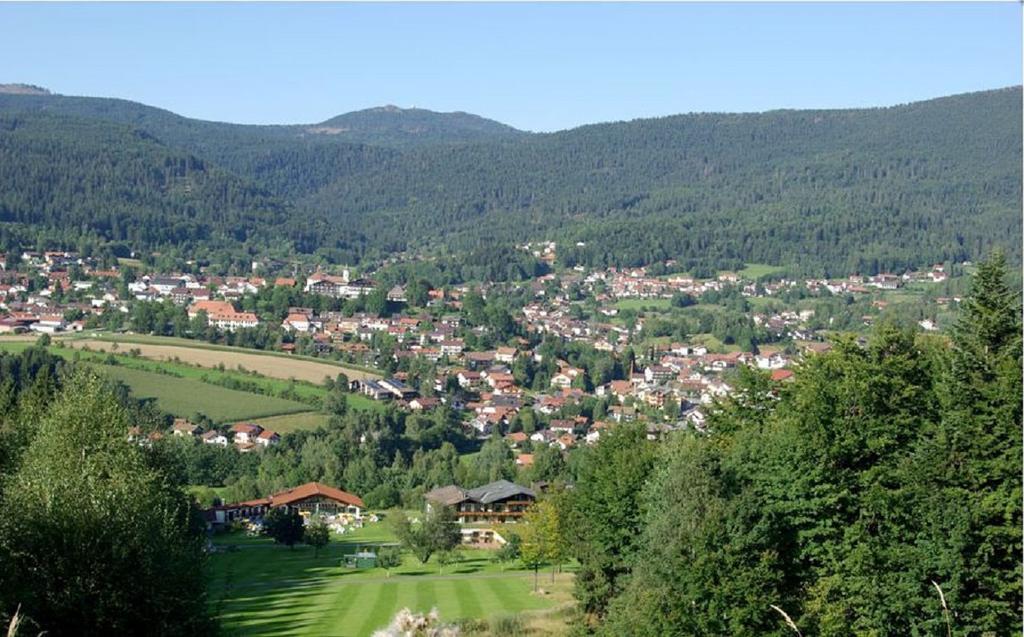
[187,300,259,331]
[206,481,365,527]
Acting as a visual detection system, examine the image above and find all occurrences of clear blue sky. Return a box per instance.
[1,2,1019,132]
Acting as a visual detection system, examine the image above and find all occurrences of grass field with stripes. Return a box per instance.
[208,527,571,636]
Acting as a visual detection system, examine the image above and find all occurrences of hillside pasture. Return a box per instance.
[96,365,313,422]
[55,345,327,403]
[737,263,786,279]
[247,412,333,434]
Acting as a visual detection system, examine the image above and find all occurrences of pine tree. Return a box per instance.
[923,251,1022,632]
[566,422,656,619]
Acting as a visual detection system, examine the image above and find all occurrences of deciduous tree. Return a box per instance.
[264,508,305,549]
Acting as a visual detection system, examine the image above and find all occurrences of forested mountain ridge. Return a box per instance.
[0,91,516,200]
[0,91,524,150]
[306,86,1022,276]
[0,111,370,262]
[0,86,1019,275]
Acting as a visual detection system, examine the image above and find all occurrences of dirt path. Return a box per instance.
[64,339,380,383]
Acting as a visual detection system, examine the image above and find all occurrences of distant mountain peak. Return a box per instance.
[309,105,525,147]
[0,83,51,96]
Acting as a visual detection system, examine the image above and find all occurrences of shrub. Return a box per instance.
[489,614,525,637]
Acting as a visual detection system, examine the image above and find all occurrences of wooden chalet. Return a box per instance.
[424,480,536,524]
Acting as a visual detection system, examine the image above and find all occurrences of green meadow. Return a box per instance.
[99,365,312,422]
[614,297,672,311]
[0,338,384,427]
[81,332,379,377]
[247,412,333,434]
[63,344,327,402]
[736,263,786,279]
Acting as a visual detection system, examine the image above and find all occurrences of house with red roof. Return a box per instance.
[256,429,280,447]
[505,431,529,447]
[771,369,795,382]
[187,300,259,331]
[231,422,263,444]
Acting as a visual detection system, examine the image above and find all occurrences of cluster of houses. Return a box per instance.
[304,271,376,299]
[0,251,392,335]
[129,418,280,452]
[0,246,954,345]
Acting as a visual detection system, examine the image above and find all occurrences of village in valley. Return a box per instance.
[0,243,966,454]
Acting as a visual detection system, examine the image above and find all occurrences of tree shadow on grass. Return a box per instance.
[211,543,383,636]
[393,567,432,576]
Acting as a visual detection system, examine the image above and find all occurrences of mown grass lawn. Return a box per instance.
[58,344,328,402]
[208,525,571,636]
[0,340,32,354]
[79,332,380,377]
[65,345,386,415]
[690,333,740,353]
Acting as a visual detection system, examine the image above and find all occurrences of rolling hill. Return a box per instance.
[311,104,527,147]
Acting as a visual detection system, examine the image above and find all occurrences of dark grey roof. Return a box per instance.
[490,395,522,408]
[466,480,536,504]
[151,276,185,286]
[381,377,413,392]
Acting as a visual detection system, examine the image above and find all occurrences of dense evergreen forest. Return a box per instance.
[0,86,1019,276]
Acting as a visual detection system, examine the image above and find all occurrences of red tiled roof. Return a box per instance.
[269,482,365,509]
[609,380,633,394]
